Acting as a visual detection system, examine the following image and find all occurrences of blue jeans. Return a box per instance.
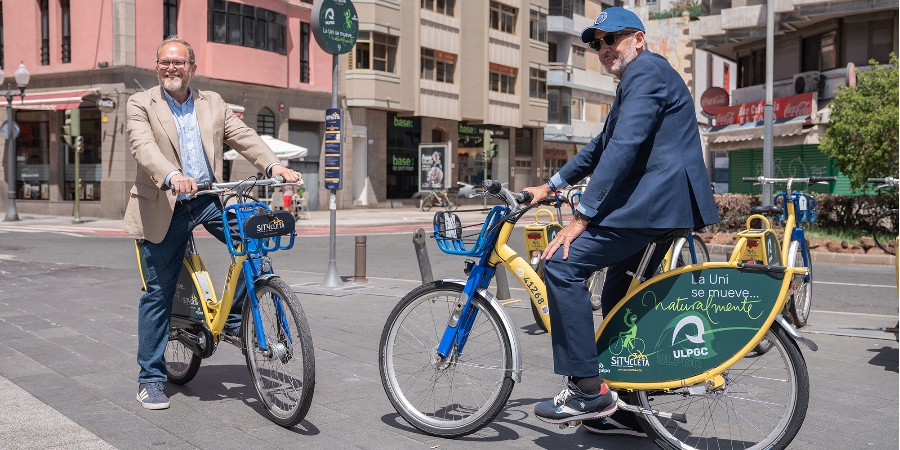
[136,195,247,383]
[543,226,672,378]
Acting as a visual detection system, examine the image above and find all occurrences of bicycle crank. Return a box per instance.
[617,398,688,423]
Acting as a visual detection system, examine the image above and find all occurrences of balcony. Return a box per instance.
[547,63,617,96]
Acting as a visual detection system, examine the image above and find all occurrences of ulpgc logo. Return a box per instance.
[655,313,717,363]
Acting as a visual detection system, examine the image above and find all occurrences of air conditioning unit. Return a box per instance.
[793,71,821,95]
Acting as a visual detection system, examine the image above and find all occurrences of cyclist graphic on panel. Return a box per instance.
[522,7,720,435]
[613,308,640,355]
[123,36,301,411]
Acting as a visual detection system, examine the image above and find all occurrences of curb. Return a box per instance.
[706,244,896,266]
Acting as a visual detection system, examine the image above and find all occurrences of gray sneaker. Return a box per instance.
[136,382,170,410]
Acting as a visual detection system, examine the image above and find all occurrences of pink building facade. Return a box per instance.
[0,0,333,218]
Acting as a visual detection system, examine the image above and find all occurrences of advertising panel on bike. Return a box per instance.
[596,267,786,384]
[418,143,450,192]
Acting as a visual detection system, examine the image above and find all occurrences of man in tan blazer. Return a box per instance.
[125,36,301,410]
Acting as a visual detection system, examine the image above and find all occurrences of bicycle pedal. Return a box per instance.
[559,420,582,429]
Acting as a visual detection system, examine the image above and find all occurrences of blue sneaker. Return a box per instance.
[534,380,618,424]
[136,382,170,410]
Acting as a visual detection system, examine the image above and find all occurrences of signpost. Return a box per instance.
[312,0,358,287]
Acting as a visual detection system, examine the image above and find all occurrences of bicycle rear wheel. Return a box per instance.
[380,282,515,437]
[422,194,434,212]
[668,233,711,270]
[165,338,201,385]
[787,239,812,328]
[632,325,809,450]
[873,209,898,255]
[243,277,315,428]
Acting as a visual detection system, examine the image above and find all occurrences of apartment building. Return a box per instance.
[690,0,898,194]
[0,0,333,218]
[338,0,552,205]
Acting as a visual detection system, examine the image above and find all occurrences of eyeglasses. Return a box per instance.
[157,60,191,68]
[588,31,637,51]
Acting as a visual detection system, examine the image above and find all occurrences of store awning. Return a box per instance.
[224,135,307,161]
[703,115,809,144]
[10,89,99,111]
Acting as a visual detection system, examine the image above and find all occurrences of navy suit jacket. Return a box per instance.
[557,50,719,229]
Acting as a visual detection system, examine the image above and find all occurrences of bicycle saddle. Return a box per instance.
[654,229,690,244]
[750,205,784,215]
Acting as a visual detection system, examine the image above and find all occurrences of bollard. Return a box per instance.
[413,228,433,284]
[354,235,367,282]
[494,266,512,300]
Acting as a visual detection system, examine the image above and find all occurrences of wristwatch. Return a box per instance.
[574,211,592,223]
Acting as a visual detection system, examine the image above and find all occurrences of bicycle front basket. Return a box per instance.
[433,206,506,256]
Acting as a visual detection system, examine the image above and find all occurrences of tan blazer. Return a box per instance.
[122,86,279,244]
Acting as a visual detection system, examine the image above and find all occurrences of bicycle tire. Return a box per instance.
[422,194,434,212]
[631,325,809,450]
[786,240,813,328]
[243,277,315,428]
[165,339,201,385]
[668,233,711,270]
[873,209,898,255]
[380,281,515,438]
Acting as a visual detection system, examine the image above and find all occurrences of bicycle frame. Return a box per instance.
[433,201,808,392]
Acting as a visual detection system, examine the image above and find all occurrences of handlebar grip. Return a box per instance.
[484,179,502,195]
[808,176,837,183]
[742,177,758,182]
[514,191,533,204]
[160,180,213,191]
[867,178,887,183]
[540,195,568,206]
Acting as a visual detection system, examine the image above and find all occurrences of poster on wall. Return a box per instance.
[418,143,451,192]
[40,183,48,199]
[86,184,94,200]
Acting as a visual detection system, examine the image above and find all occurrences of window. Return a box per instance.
[300,22,310,83]
[529,68,546,99]
[571,98,584,120]
[164,0,178,39]
[490,63,517,94]
[802,31,837,72]
[737,49,764,88]
[421,49,456,83]
[529,10,547,42]
[549,0,584,19]
[353,32,397,73]
[421,0,455,16]
[257,108,275,136]
[490,2,517,34]
[548,88,571,124]
[572,45,585,69]
[208,0,286,54]
[40,0,49,65]
[61,0,70,63]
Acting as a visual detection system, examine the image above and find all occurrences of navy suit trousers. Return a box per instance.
[543,226,672,377]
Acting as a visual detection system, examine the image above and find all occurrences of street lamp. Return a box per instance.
[1,62,30,221]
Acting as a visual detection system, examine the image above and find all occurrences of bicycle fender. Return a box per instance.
[436,278,523,383]
[774,314,818,351]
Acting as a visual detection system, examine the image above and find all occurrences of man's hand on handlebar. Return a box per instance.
[169,174,199,196]
[271,164,302,184]
[522,183,555,205]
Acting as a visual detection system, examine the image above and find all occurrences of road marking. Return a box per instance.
[815,281,896,289]
[500,299,521,305]
[814,310,898,318]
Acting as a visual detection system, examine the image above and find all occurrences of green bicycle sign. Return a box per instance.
[311,0,359,55]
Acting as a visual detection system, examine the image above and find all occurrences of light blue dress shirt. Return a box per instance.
[162,89,213,202]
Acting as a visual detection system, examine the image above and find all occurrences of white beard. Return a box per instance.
[160,75,187,94]
[603,40,638,78]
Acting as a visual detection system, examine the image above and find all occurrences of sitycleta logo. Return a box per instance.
[257,216,286,233]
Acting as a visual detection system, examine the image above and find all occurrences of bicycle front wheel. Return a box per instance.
[243,277,315,428]
[422,195,434,212]
[632,325,810,450]
[379,282,515,437]
[873,209,898,255]
[165,338,201,385]
[787,239,812,328]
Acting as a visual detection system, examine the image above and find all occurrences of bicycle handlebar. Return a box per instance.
[868,177,898,186]
[742,176,837,184]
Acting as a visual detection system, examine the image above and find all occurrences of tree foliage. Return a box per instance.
[819,54,898,192]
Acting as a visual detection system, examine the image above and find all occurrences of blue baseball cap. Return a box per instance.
[580,7,645,43]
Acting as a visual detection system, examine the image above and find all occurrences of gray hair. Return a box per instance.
[157,36,195,64]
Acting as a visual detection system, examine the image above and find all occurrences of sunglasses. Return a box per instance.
[588,31,637,51]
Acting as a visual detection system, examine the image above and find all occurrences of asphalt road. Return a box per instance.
[0,227,896,449]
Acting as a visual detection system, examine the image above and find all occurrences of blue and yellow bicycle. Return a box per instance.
[136,177,315,427]
[379,180,814,449]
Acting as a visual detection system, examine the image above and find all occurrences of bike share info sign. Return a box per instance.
[324,109,342,190]
[311,0,358,55]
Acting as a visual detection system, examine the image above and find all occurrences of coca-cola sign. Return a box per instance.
[715,93,816,126]
[700,87,729,115]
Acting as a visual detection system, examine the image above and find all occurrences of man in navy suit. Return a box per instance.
[525,7,720,432]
